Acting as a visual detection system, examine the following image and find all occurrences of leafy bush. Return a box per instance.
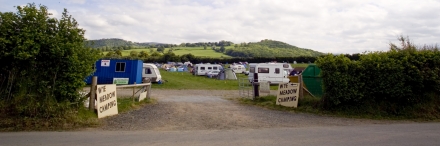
[0,4,100,119]
[316,37,440,117]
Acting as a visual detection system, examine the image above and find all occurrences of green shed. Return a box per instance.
[302,64,323,97]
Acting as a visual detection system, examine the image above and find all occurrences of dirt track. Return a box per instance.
[89,89,406,131]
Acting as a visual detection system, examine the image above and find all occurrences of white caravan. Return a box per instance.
[142,63,162,82]
[248,63,292,84]
[193,64,222,76]
[230,64,247,74]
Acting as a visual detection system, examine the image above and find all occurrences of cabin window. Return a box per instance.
[283,64,289,68]
[201,67,205,70]
[258,68,269,73]
[250,67,255,73]
[116,62,126,72]
[208,67,212,70]
[213,67,218,70]
[145,68,152,74]
[275,68,280,74]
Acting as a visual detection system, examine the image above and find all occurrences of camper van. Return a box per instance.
[142,63,162,82]
[230,64,247,74]
[248,63,292,84]
[193,64,222,76]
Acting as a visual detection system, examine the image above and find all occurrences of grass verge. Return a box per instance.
[233,95,321,114]
[117,97,156,113]
[234,94,440,121]
[0,97,156,131]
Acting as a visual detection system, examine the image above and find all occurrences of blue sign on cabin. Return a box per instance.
[85,59,143,84]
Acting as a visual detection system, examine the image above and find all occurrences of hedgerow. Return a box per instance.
[316,37,440,117]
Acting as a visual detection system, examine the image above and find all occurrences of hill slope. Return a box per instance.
[88,38,323,58]
[225,39,324,57]
[85,38,167,48]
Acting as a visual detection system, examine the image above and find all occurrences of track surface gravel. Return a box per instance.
[91,89,407,131]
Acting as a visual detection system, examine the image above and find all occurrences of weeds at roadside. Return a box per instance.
[117,97,157,113]
[0,97,156,131]
[234,94,440,121]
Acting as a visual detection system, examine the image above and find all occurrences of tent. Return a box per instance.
[217,68,237,80]
[169,67,177,72]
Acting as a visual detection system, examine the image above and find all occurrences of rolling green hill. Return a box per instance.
[103,47,233,58]
[225,39,324,57]
[85,38,171,49]
[90,38,323,58]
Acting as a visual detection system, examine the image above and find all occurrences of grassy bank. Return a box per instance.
[0,97,155,131]
[103,47,233,58]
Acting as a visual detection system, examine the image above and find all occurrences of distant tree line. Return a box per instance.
[178,40,233,47]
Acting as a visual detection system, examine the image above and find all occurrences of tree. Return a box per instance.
[138,51,149,58]
[157,46,165,53]
[0,4,101,117]
[115,50,123,56]
[151,51,162,57]
[129,50,139,57]
[220,46,226,52]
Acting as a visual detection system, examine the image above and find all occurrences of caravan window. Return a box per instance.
[213,67,218,70]
[116,62,126,72]
[250,67,255,73]
[275,68,280,74]
[145,68,152,74]
[201,67,205,70]
[283,64,290,68]
[258,68,269,73]
[208,67,212,70]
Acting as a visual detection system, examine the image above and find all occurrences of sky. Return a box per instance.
[1,0,440,54]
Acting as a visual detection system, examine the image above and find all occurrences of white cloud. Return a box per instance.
[5,0,440,54]
[64,0,86,4]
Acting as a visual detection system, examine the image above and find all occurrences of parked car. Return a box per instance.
[205,70,220,78]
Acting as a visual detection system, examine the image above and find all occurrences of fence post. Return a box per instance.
[299,75,303,99]
[89,76,97,111]
[132,82,136,102]
[253,73,259,99]
[147,83,151,99]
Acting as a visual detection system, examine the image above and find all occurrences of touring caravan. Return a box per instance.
[230,64,247,74]
[193,64,222,76]
[248,63,292,84]
[142,63,162,82]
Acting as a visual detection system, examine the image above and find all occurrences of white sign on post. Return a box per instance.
[101,60,110,67]
[259,82,271,93]
[137,91,148,102]
[96,84,118,118]
[276,83,300,108]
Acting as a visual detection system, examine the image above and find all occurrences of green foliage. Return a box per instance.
[316,37,440,118]
[0,4,100,118]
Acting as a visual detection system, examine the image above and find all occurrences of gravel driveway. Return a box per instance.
[93,89,408,131]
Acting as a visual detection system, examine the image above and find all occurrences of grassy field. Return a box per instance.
[151,69,247,90]
[151,63,312,90]
[103,47,233,58]
[151,68,281,90]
